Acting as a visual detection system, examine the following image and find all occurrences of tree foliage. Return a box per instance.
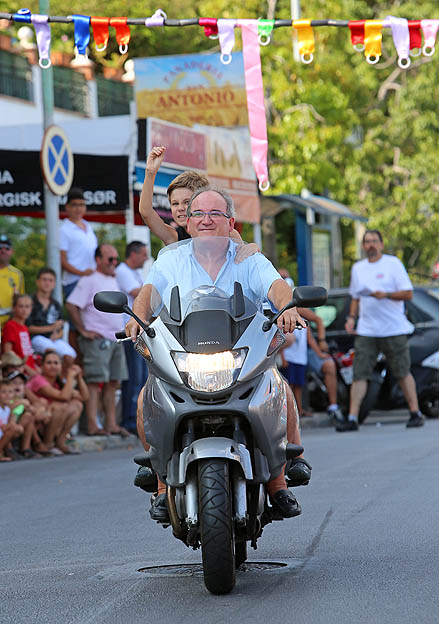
[1,0,439,278]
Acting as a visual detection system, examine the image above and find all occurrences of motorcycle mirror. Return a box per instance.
[93,291,154,337]
[94,291,128,313]
[292,286,328,308]
[262,285,328,332]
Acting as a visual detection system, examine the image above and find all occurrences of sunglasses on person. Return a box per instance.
[107,257,119,263]
[0,244,11,250]
[188,210,231,220]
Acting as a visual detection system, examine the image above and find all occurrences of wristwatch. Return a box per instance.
[345,314,356,321]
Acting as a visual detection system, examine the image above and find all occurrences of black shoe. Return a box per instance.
[286,457,312,486]
[134,466,157,492]
[149,493,170,523]
[406,411,424,428]
[270,489,302,518]
[335,418,359,432]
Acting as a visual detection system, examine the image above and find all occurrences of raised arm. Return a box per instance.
[139,146,179,245]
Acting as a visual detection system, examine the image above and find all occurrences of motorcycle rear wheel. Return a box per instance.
[198,459,235,594]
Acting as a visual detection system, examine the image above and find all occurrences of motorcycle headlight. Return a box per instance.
[171,349,247,392]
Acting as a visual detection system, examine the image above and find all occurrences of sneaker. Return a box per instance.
[149,493,170,523]
[328,407,345,425]
[406,411,424,428]
[286,457,312,486]
[335,418,359,432]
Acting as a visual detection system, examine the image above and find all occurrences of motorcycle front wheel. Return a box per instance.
[198,459,235,594]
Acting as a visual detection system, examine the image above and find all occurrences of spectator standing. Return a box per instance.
[342,229,424,431]
[26,267,76,371]
[66,244,128,436]
[60,188,98,299]
[115,241,148,435]
[0,234,24,329]
[2,294,38,376]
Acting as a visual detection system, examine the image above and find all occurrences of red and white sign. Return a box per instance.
[147,118,207,171]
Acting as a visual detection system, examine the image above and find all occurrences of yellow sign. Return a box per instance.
[134,53,248,127]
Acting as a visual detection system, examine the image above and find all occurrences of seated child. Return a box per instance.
[0,379,24,461]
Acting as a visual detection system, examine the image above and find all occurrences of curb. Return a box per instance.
[68,433,141,454]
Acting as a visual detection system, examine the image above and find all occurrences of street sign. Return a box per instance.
[40,125,74,196]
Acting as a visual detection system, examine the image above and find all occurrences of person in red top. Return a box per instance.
[2,294,38,376]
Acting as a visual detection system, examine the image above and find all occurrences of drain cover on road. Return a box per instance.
[138,562,288,578]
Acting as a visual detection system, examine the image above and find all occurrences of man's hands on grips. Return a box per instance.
[126,318,142,342]
[146,146,166,174]
[277,309,307,333]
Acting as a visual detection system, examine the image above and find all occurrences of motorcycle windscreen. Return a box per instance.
[144,237,265,351]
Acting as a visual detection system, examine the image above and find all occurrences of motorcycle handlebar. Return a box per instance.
[115,330,127,340]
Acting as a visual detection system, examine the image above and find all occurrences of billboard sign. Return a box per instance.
[134,52,248,127]
[0,150,129,222]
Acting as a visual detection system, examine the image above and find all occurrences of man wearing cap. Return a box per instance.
[0,235,24,329]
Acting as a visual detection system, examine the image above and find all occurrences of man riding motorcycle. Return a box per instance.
[127,187,308,521]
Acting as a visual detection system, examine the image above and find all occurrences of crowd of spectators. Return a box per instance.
[0,188,148,462]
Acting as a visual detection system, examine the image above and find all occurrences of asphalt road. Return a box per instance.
[2,417,438,624]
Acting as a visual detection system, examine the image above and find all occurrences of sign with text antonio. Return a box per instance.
[134,52,248,128]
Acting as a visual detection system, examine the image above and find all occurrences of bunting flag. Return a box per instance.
[199,18,218,39]
[421,19,439,56]
[238,19,269,190]
[408,21,422,56]
[292,19,315,64]
[348,20,366,51]
[91,17,110,52]
[72,14,91,57]
[109,17,131,54]
[31,14,51,68]
[364,20,383,64]
[385,16,410,68]
[217,19,237,64]
[258,19,274,46]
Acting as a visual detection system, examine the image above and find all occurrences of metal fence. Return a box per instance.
[0,50,33,101]
[53,65,89,114]
[96,76,133,116]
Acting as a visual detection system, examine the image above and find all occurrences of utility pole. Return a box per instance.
[291,0,301,62]
[39,0,62,303]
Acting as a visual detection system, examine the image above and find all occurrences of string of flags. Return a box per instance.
[3,9,439,190]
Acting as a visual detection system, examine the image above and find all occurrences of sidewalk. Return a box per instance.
[67,432,141,454]
[66,409,411,453]
[300,409,409,430]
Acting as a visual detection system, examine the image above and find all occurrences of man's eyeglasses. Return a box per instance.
[107,257,119,263]
[189,210,230,220]
[0,244,11,250]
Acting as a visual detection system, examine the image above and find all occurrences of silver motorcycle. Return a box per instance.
[94,238,326,595]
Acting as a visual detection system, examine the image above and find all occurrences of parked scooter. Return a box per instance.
[94,240,326,595]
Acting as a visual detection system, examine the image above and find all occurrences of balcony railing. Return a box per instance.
[0,50,33,101]
[53,65,89,115]
[96,76,133,116]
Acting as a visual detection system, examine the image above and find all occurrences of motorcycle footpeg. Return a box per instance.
[133,453,153,468]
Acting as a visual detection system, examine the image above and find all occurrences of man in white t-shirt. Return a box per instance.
[342,229,424,431]
[115,241,148,435]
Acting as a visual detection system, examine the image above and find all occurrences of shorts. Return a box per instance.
[279,362,306,386]
[307,349,325,376]
[78,336,128,383]
[353,334,411,381]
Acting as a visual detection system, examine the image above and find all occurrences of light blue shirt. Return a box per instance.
[144,240,281,312]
